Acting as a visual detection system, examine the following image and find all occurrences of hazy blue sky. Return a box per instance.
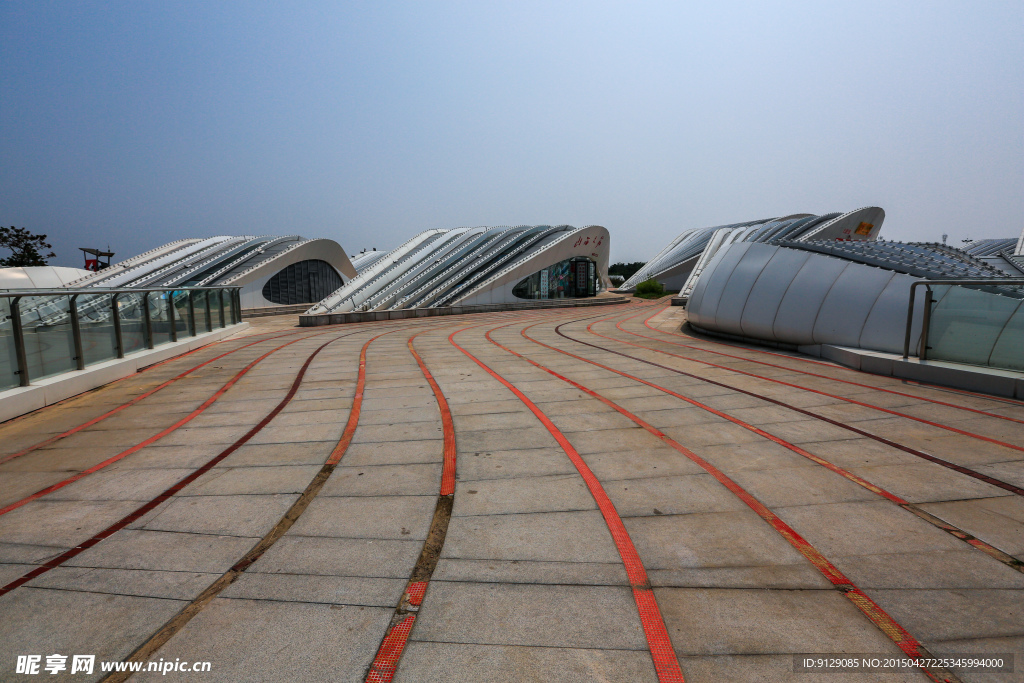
[2,1,1022,267]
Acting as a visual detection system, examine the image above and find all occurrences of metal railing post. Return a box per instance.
[143,292,154,349]
[187,290,197,337]
[203,290,213,332]
[10,297,30,387]
[112,293,124,359]
[919,287,934,361]
[69,294,85,370]
[167,292,178,342]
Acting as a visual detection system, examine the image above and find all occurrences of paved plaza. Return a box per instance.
[1,301,1022,682]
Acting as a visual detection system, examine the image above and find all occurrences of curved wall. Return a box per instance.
[687,242,927,354]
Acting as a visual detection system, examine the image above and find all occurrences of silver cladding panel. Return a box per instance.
[688,242,926,354]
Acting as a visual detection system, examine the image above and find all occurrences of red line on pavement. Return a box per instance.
[0,328,360,597]
[450,324,687,683]
[483,320,951,680]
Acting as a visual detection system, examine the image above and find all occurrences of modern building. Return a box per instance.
[619,207,885,293]
[67,235,356,311]
[684,226,1024,370]
[308,225,610,314]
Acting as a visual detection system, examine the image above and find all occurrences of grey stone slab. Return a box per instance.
[359,407,439,425]
[917,497,1024,555]
[442,510,621,563]
[215,441,332,467]
[109,444,227,470]
[340,439,443,466]
[352,423,443,444]
[648,563,832,590]
[869,588,1024,641]
[27,566,217,600]
[221,572,406,607]
[411,581,648,650]
[654,587,911,655]
[778,500,973,557]
[66,529,256,573]
[0,499,142,547]
[431,558,628,586]
[322,463,442,496]
[453,411,539,432]
[289,495,436,540]
[248,422,345,445]
[661,422,774,448]
[183,465,320,496]
[727,465,880,508]
[248,536,421,578]
[0,541,69,564]
[453,474,596,516]
[625,511,827,583]
[449,399,539,415]
[850,463,1012,504]
[141,494,299,537]
[131,597,392,683]
[605,473,749,517]
[457,427,556,451]
[455,447,577,481]
[580,447,706,481]
[0,562,35,585]
[830,549,1024,590]
[155,425,253,446]
[974,460,1024,489]
[393,642,658,683]
[43,467,195,502]
[790,437,921,470]
[0,587,186,673]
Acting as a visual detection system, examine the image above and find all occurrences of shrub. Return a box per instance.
[634,279,666,299]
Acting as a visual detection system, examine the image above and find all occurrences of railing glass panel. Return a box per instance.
[78,292,119,366]
[149,292,174,346]
[118,292,148,354]
[194,291,210,334]
[1,299,16,390]
[926,284,1024,371]
[172,291,191,337]
[20,295,76,381]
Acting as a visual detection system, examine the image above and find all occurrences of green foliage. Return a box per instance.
[0,226,55,267]
[634,278,666,299]
[608,261,646,279]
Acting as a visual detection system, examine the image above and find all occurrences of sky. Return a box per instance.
[2,1,1022,268]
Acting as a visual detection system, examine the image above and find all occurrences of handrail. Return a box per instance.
[1,285,242,389]
[902,278,1024,360]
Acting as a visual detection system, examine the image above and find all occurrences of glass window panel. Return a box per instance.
[0,298,18,390]
[194,291,210,334]
[173,291,191,336]
[19,295,76,382]
[987,296,1024,372]
[149,292,173,346]
[118,292,147,355]
[927,285,1021,367]
[512,258,598,300]
[77,293,118,366]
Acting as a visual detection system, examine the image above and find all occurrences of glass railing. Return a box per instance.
[904,280,1024,372]
[0,287,242,392]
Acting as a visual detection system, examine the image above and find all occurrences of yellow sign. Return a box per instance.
[854,222,874,236]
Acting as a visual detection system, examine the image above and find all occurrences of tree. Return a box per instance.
[0,226,56,267]
[609,261,646,280]
[634,278,666,299]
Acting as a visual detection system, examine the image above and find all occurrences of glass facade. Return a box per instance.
[263,259,344,306]
[512,257,599,300]
[927,284,1024,371]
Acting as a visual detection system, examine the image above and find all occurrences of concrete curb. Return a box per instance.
[298,297,630,327]
[0,322,250,424]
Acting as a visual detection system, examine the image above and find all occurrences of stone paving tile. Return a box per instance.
[66,529,257,573]
[393,642,658,683]
[131,598,391,683]
[139,494,299,537]
[43,467,195,502]
[0,499,143,547]
[322,463,442,496]
[289,495,436,540]
[247,536,421,578]
[0,588,187,675]
[431,558,628,586]
[453,474,596,516]
[828,549,1024,590]
[27,566,217,600]
[916,497,1024,555]
[579,447,706,480]
[183,465,321,496]
[457,426,555,451]
[442,510,622,563]
[352,422,444,443]
[341,439,443,466]
[869,588,1024,642]
[726,465,881,508]
[0,541,69,564]
[455,447,576,481]
[411,581,648,650]
[221,572,406,607]
[654,587,909,655]
[605,472,749,517]
[213,441,332,468]
[848,462,1013,504]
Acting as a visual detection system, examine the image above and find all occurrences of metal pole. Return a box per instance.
[69,294,85,370]
[203,290,213,332]
[10,297,30,387]
[168,292,178,342]
[903,282,919,359]
[112,293,124,359]
[919,287,934,361]
[143,292,154,349]
[187,290,197,337]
